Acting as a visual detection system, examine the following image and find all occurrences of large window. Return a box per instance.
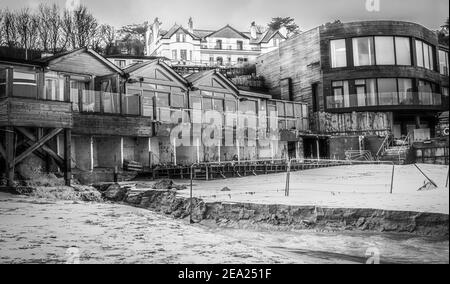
[142,90,155,118]
[353,37,375,66]
[395,37,412,65]
[397,78,414,105]
[180,50,187,61]
[415,39,434,70]
[123,90,141,116]
[418,80,440,105]
[355,79,377,107]
[439,50,449,76]
[171,93,185,108]
[44,77,64,101]
[330,39,347,68]
[375,36,395,65]
[377,78,398,105]
[13,71,37,98]
[329,81,350,108]
[237,41,243,50]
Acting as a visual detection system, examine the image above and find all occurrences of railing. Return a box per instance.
[376,133,393,158]
[327,92,444,109]
[345,150,374,161]
[396,132,412,163]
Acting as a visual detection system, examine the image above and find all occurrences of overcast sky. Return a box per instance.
[2,0,449,32]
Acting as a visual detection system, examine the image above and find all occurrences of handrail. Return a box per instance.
[397,132,412,163]
[376,133,392,158]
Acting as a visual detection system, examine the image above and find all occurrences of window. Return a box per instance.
[241,100,257,114]
[330,39,347,68]
[115,60,126,68]
[216,40,222,50]
[415,39,434,70]
[439,50,449,76]
[142,90,155,118]
[123,90,141,115]
[13,71,37,99]
[397,78,414,105]
[202,97,213,110]
[418,80,434,105]
[216,57,223,65]
[353,37,375,66]
[225,100,237,112]
[213,99,224,112]
[442,87,449,108]
[329,81,350,108]
[285,103,294,117]
[176,34,180,42]
[355,79,377,107]
[45,77,64,101]
[273,39,279,47]
[171,93,184,108]
[156,92,170,107]
[189,50,193,61]
[377,78,398,105]
[180,50,187,61]
[190,96,202,109]
[395,37,411,65]
[70,80,88,112]
[375,36,395,65]
[237,41,243,50]
[172,50,177,60]
[276,102,285,116]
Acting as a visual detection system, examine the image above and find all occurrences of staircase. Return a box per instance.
[378,145,411,164]
[376,133,412,165]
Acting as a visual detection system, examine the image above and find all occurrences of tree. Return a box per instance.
[62,5,99,50]
[268,17,300,37]
[438,17,449,46]
[15,8,40,58]
[1,9,19,47]
[38,3,65,53]
[100,24,117,55]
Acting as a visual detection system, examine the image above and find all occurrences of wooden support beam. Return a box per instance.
[5,126,15,186]
[0,142,5,159]
[15,127,64,168]
[64,129,71,186]
[14,128,63,166]
[5,68,13,97]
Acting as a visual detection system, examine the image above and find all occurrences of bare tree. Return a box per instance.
[1,9,19,48]
[15,8,40,59]
[101,24,116,54]
[38,3,65,53]
[62,5,99,50]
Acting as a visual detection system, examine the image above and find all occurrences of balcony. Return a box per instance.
[326,92,444,111]
[0,67,72,128]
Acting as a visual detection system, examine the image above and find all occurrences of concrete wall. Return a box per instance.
[95,137,121,168]
[329,136,361,160]
[72,136,92,171]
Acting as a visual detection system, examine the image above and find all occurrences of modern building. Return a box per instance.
[145,18,287,67]
[257,20,449,161]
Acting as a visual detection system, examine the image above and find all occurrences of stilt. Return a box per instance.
[5,126,15,187]
[64,129,71,186]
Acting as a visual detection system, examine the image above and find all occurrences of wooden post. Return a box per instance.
[90,136,94,172]
[196,138,200,164]
[5,126,15,187]
[5,68,13,97]
[64,75,71,103]
[173,138,177,166]
[64,129,71,186]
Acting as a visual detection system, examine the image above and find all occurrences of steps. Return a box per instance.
[379,146,411,164]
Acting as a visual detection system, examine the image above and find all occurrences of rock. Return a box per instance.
[356,217,366,227]
[103,183,129,202]
[152,179,174,190]
[221,187,231,192]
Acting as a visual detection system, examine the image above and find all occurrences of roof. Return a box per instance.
[161,24,200,40]
[0,57,46,68]
[259,29,286,43]
[205,25,250,40]
[106,54,166,60]
[185,69,239,94]
[125,59,188,86]
[39,47,125,75]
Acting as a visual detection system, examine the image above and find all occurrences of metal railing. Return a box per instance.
[376,133,393,158]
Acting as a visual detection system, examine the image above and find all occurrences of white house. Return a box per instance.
[146,18,287,67]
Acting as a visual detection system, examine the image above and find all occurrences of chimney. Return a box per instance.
[250,21,258,40]
[188,17,194,34]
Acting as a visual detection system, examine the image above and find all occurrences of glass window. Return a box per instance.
[285,103,294,117]
[330,81,350,108]
[418,80,433,105]
[190,95,202,109]
[13,71,37,98]
[375,36,395,65]
[330,39,347,68]
[172,50,177,60]
[415,40,424,67]
[377,78,398,105]
[142,90,155,117]
[171,93,184,108]
[423,43,430,69]
[202,97,213,110]
[294,104,302,117]
[442,87,449,108]
[397,78,414,105]
[276,102,285,116]
[213,99,224,112]
[45,78,64,101]
[225,99,237,112]
[395,37,411,65]
[180,50,187,61]
[353,37,375,66]
[123,91,140,115]
[439,50,449,76]
[241,100,257,114]
[156,92,170,107]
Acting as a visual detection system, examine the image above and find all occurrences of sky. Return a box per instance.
[1,0,449,32]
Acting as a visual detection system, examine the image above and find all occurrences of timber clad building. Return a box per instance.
[0,48,308,186]
[257,21,449,161]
